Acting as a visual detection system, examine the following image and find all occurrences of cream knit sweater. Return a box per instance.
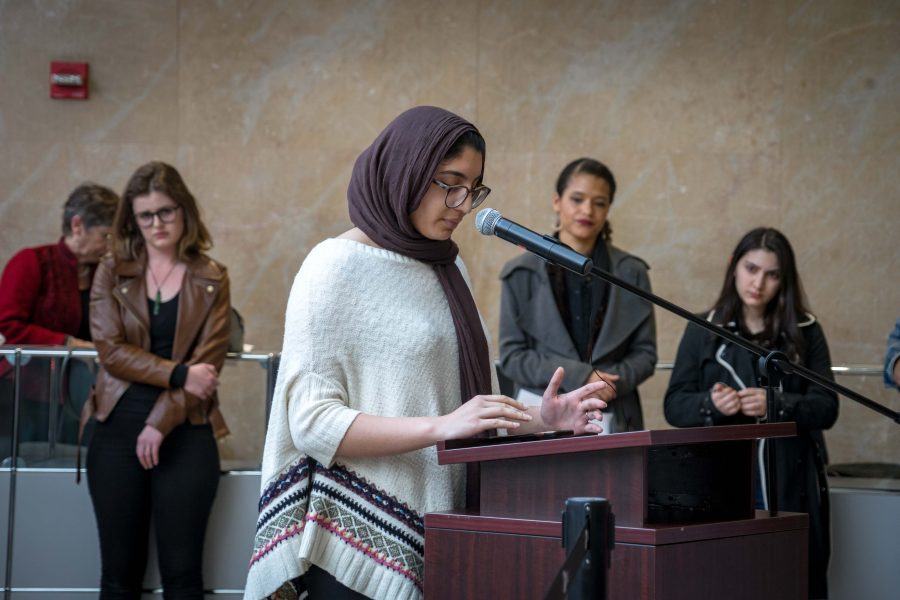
[245,239,494,600]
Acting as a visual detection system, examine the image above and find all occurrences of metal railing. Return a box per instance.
[0,346,278,463]
[0,346,278,598]
[652,361,884,375]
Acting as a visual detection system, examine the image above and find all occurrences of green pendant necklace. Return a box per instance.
[148,262,179,316]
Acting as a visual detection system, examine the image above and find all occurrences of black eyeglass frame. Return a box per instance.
[135,205,182,228]
[431,179,492,210]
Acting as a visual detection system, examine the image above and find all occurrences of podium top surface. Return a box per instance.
[437,422,796,465]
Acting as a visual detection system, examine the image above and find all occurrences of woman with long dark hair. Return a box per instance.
[664,227,838,599]
[499,158,656,433]
[84,161,231,598]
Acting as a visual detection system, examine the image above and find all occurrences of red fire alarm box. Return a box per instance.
[50,61,89,100]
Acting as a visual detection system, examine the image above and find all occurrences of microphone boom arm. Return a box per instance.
[475,206,896,423]
[586,262,899,424]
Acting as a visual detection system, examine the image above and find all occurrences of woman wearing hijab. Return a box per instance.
[245,107,615,600]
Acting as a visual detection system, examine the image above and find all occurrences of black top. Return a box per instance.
[77,288,91,341]
[548,238,611,361]
[663,313,838,598]
[116,293,181,417]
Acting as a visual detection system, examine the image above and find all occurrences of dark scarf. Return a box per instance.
[347,106,492,404]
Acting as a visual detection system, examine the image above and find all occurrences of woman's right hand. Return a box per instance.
[136,424,164,470]
[587,370,620,386]
[185,363,219,399]
[710,382,740,416]
[436,395,532,440]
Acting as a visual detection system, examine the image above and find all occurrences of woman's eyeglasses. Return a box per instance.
[432,179,491,210]
[135,205,181,228]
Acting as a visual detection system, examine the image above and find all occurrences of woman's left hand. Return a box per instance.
[136,425,164,470]
[738,387,767,418]
[67,337,94,349]
[540,367,615,434]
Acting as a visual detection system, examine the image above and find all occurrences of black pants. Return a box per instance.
[293,565,371,599]
[86,408,220,600]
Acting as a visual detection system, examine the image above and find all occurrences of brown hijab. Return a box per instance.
[347,106,492,404]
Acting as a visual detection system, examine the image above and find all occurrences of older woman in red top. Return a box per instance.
[0,183,119,347]
[0,183,119,455]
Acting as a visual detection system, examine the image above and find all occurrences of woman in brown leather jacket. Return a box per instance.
[85,161,230,599]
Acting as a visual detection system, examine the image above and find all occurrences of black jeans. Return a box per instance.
[86,408,220,600]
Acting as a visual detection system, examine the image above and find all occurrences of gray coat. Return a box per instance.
[498,243,656,431]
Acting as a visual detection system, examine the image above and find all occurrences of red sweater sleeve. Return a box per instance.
[0,248,68,345]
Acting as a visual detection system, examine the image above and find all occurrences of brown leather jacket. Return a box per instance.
[82,253,231,438]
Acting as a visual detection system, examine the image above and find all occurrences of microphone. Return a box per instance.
[475,208,593,276]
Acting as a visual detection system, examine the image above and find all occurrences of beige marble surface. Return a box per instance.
[1,0,897,466]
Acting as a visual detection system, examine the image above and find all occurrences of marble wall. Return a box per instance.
[1,0,897,465]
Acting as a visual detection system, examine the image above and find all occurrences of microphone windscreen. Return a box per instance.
[475,207,501,235]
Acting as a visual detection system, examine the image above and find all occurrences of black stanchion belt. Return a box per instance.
[544,524,590,600]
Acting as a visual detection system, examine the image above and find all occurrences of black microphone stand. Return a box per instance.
[547,253,899,517]
[582,263,899,423]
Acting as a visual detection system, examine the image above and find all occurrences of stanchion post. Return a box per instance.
[562,498,615,600]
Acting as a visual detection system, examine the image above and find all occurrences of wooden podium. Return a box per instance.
[424,424,808,599]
